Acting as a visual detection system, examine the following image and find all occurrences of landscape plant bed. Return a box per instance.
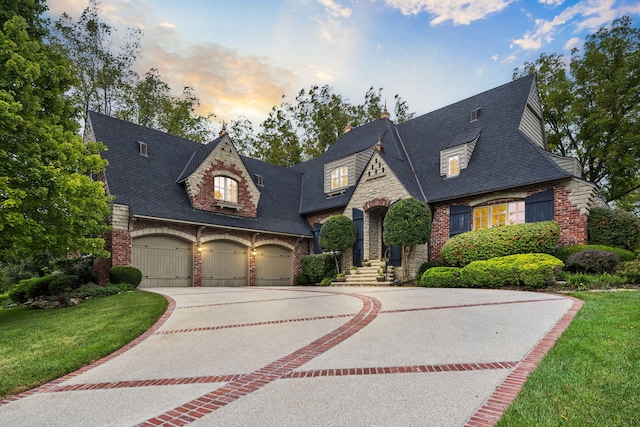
[0,291,167,398]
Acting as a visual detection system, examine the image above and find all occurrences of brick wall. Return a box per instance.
[428,179,597,260]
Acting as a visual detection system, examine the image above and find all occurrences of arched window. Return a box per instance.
[214,176,238,203]
[330,166,348,190]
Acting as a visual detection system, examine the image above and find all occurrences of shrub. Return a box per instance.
[441,221,560,267]
[56,256,96,284]
[7,274,65,303]
[301,254,335,283]
[109,266,143,288]
[7,281,30,304]
[588,207,640,251]
[555,244,635,263]
[320,216,357,253]
[419,267,461,287]
[296,273,310,285]
[415,261,443,281]
[48,274,80,295]
[320,277,334,286]
[460,254,563,288]
[565,250,619,274]
[617,259,640,284]
[565,273,628,290]
[69,283,128,299]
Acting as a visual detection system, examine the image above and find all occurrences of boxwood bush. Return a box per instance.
[555,244,635,263]
[588,207,640,251]
[419,267,461,287]
[8,273,80,303]
[109,266,143,288]
[300,254,335,284]
[618,259,640,284]
[565,250,619,274]
[459,253,563,288]
[441,221,560,267]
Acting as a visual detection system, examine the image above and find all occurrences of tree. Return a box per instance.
[54,0,141,117]
[252,85,415,166]
[514,16,640,207]
[383,197,432,279]
[0,0,49,39]
[320,215,357,273]
[0,16,111,262]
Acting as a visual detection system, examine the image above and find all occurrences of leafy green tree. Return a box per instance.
[53,0,141,117]
[0,0,49,39]
[0,16,111,262]
[320,215,357,273]
[255,102,303,167]
[383,197,432,278]
[514,16,640,206]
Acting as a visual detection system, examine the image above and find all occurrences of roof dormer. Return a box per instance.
[440,132,480,178]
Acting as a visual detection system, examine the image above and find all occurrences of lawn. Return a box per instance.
[0,290,168,398]
[497,290,640,426]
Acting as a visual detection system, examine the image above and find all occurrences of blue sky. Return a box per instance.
[46,0,640,126]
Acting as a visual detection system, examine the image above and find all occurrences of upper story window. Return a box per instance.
[330,166,348,190]
[138,141,148,156]
[214,176,238,203]
[473,201,525,230]
[448,155,460,177]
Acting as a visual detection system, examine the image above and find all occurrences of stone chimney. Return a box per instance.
[219,123,227,137]
[344,123,352,134]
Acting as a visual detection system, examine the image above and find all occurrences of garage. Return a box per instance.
[255,245,293,286]
[201,240,248,286]
[132,235,193,288]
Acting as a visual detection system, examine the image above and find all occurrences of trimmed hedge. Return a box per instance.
[300,254,335,284]
[441,221,560,267]
[459,253,564,288]
[109,266,142,288]
[618,260,640,284]
[565,250,619,274]
[555,244,635,263]
[415,261,444,282]
[419,267,462,287]
[588,207,640,251]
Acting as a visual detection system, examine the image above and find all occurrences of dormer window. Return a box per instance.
[255,174,264,186]
[330,166,348,190]
[448,155,460,177]
[138,141,148,157]
[214,176,238,203]
[470,108,480,122]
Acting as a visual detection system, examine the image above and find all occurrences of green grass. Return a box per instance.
[0,291,167,398]
[497,290,640,426]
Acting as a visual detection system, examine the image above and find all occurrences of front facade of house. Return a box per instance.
[88,75,602,287]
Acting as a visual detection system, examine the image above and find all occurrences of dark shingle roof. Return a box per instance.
[89,112,312,236]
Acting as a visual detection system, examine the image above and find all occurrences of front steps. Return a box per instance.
[337,260,395,286]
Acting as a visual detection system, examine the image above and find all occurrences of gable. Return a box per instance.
[182,136,261,218]
[519,80,546,148]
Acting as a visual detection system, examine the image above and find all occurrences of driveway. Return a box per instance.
[0,286,582,426]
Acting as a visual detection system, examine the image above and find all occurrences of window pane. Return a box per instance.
[473,206,489,229]
[448,155,460,176]
[509,201,525,224]
[491,204,507,227]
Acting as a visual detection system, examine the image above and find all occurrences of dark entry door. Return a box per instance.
[352,208,364,266]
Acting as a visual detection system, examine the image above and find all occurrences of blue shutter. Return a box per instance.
[525,189,554,223]
[387,245,402,267]
[450,205,471,237]
[352,209,364,267]
[313,223,322,254]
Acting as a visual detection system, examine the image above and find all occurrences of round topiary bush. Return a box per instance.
[109,266,143,288]
[441,221,560,267]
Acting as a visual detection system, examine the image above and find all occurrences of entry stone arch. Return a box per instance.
[363,197,392,212]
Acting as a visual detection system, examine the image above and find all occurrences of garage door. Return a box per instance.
[201,240,248,286]
[255,245,292,286]
[132,235,193,288]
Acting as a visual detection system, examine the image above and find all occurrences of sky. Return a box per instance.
[45,0,640,127]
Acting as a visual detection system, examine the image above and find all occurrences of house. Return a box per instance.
[86,75,602,287]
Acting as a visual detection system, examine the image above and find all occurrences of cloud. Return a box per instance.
[564,36,582,50]
[382,0,514,25]
[138,24,300,123]
[315,0,353,43]
[538,0,565,5]
[317,0,352,18]
[511,0,637,51]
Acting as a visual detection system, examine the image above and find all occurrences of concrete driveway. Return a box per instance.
[0,286,582,426]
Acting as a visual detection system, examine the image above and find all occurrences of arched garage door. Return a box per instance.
[201,240,248,287]
[255,245,293,286]
[132,235,193,288]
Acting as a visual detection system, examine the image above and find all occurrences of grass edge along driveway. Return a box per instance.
[0,290,168,398]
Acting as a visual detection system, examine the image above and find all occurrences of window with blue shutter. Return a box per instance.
[450,205,471,237]
[525,189,554,223]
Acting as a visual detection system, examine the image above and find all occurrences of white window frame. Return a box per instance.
[473,201,525,230]
[330,166,349,190]
[214,176,238,204]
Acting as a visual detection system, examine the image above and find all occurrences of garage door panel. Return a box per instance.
[255,245,292,286]
[201,241,248,287]
[132,236,193,288]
